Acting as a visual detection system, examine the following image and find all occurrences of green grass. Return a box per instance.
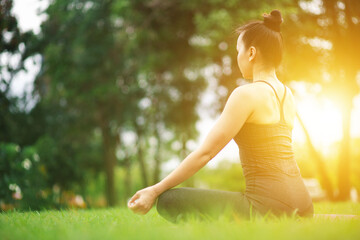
[1,202,360,240]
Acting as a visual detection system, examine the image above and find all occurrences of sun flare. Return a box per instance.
[293,96,343,149]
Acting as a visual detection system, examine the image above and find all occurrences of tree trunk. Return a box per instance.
[180,133,195,187]
[153,124,162,184]
[325,0,358,201]
[135,125,148,187]
[100,120,117,206]
[123,154,132,202]
[337,95,352,200]
[117,130,132,204]
[296,112,334,200]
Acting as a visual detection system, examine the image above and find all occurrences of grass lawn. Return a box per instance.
[1,202,360,240]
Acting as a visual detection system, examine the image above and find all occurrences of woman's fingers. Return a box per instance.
[128,200,138,209]
[132,204,148,215]
[132,206,147,215]
[128,192,140,207]
[128,187,156,215]
[129,200,141,210]
[128,198,150,214]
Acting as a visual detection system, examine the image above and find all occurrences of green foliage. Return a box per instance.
[0,134,103,210]
[0,142,53,210]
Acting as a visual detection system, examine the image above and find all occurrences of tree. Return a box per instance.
[284,0,360,200]
[34,0,209,205]
[0,0,36,143]
[34,0,137,206]
[114,0,209,188]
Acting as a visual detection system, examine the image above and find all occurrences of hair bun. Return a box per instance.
[263,9,283,32]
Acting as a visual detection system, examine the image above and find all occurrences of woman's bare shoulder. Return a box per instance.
[229,84,259,105]
[232,83,265,102]
[233,83,260,94]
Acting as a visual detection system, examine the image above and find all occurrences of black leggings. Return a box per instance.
[156,187,256,223]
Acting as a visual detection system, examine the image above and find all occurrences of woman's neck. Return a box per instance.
[252,65,279,83]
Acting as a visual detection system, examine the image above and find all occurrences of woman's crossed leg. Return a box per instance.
[156,187,253,223]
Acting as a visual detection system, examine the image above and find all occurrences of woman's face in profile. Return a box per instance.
[236,32,253,80]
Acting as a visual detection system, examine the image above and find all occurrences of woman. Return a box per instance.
[127,9,314,223]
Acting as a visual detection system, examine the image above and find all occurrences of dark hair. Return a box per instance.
[236,9,284,69]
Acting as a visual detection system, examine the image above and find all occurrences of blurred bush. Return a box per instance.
[0,142,55,210]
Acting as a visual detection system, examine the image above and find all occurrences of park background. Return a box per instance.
[1,0,360,211]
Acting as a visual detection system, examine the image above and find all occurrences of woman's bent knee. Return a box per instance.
[156,189,182,223]
[156,189,172,213]
[156,188,187,210]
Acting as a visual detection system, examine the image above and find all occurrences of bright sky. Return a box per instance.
[13,0,49,34]
[9,0,49,99]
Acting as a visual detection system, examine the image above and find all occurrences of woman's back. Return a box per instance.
[245,80,296,127]
[233,80,314,217]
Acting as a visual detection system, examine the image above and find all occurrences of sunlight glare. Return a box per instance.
[293,96,343,152]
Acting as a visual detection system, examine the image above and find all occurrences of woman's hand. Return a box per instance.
[127,186,159,215]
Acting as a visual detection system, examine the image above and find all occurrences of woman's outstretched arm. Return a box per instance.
[128,86,254,214]
[152,148,212,195]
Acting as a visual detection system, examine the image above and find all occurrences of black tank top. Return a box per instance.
[233,80,313,217]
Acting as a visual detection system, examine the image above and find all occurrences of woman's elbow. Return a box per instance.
[195,148,213,166]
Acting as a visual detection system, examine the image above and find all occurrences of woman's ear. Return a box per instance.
[249,46,256,62]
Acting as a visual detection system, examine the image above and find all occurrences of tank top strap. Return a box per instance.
[254,80,286,122]
[281,84,287,105]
